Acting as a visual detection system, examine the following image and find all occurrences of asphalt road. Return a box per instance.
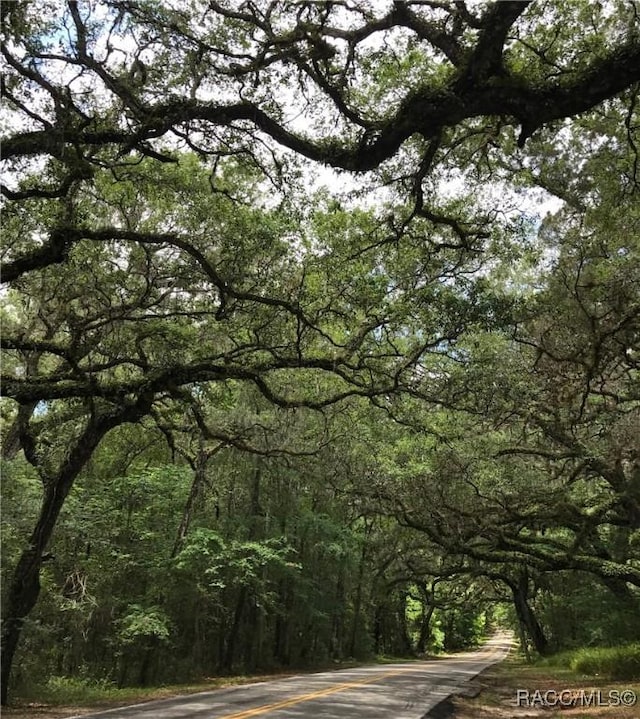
[70,632,512,719]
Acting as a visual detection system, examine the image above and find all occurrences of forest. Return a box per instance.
[1,0,640,707]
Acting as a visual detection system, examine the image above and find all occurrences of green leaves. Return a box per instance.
[174,528,297,592]
[2,2,640,699]
[116,605,172,646]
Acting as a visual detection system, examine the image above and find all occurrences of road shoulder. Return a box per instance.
[434,656,640,718]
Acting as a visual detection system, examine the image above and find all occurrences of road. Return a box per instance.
[70,632,512,719]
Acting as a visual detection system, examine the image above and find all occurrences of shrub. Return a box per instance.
[569,645,640,680]
[42,675,118,703]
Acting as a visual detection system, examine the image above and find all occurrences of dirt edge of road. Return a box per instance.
[0,660,419,719]
[427,658,640,719]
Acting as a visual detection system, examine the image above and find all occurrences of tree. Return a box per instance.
[3,0,640,703]
[361,144,640,653]
[3,2,640,213]
[1,154,432,699]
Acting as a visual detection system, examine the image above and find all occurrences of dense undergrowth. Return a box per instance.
[540,644,640,681]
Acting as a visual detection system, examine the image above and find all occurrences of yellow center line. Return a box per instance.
[217,666,416,719]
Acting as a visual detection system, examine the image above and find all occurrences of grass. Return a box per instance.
[449,649,640,719]
[6,673,319,719]
[5,656,411,718]
[4,674,292,718]
[540,644,640,681]
[12,644,638,719]
[568,645,640,681]
[19,675,232,705]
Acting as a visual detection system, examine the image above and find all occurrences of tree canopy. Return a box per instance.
[2,0,640,707]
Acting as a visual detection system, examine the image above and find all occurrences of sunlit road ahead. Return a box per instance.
[71,632,512,719]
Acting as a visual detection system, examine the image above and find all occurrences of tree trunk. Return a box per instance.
[1,481,74,704]
[1,403,37,460]
[515,613,531,662]
[222,587,246,673]
[397,591,413,656]
[172,449,206,558]
[274,580,291,665]
[331,567,346,659]
[1,402,151,705]
[443,612,456,651]
[349,540,367,657]
[244,601,259,671]
[373,603,384,654]
[415,605,434,654]
[510,573,548,656]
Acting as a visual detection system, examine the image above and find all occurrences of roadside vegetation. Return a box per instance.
[541,645,640,682]
[2,1,639,710]
[450,650,640,719]
[2,657,413,719]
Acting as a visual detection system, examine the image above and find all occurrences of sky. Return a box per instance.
[2,0,564,248]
